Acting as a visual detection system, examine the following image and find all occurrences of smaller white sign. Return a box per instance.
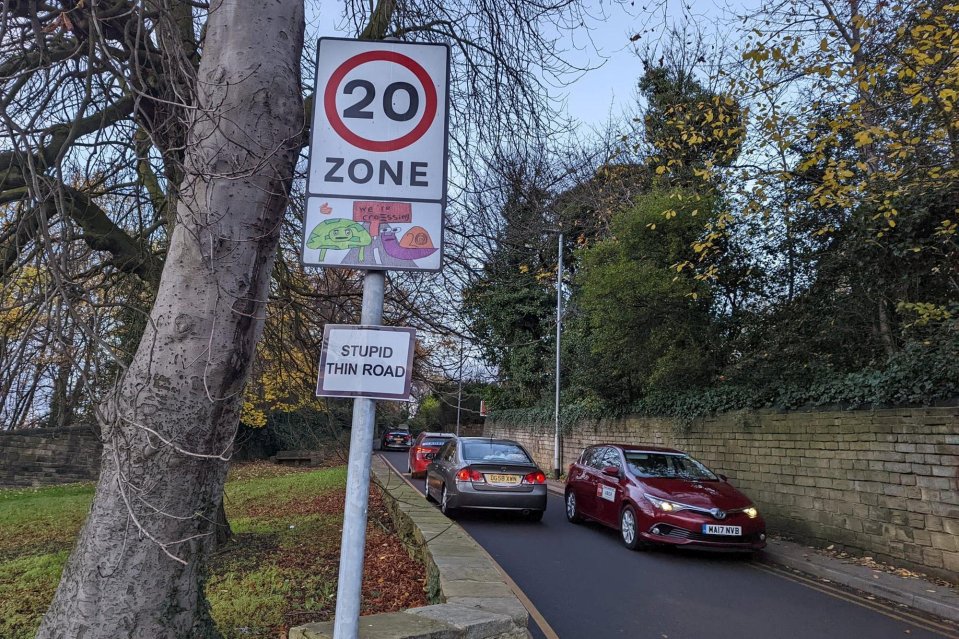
[316,325,415,401]
[600,485,616,502]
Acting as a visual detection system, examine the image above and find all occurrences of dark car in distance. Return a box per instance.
[425,437,547,521]
[407,431,456,477]
[565,444,766,552]
[380,428,412,451]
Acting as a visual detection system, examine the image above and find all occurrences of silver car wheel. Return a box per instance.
[621,508,636,545]
[440,484,457,517]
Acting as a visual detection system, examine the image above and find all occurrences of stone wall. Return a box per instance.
[486,407,959,582]
[0,426,101,488]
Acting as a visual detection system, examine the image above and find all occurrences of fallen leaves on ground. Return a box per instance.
[227,458,342,482]
[212,466,428,638]
[360,489,429,616]
[772,534,957,589]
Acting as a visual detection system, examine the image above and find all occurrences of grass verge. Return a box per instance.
[0,462,428,639]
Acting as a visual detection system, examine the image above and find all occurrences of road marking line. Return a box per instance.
[751,562,959,638]
[477,544,561,639]
[377,453,562,639]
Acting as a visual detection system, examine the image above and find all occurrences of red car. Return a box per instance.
[407,431,456,478]
[565,444,766,552]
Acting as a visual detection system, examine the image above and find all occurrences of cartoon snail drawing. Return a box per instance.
[380,225,438,261]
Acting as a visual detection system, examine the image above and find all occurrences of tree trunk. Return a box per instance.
[878,297,897,357]
[214,498,233,549]
[48,315,76,431]
[37,1,304,637]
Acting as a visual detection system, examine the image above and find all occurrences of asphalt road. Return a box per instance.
[379,450,957,639]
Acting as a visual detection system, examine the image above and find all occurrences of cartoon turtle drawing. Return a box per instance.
[381,225,438,261]
[307,219,372,261]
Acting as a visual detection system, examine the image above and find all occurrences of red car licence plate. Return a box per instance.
[702,524,742,535]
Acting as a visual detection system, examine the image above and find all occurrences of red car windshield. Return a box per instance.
[624,452,717,481]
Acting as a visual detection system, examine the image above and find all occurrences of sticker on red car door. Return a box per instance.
[598,485,616,502]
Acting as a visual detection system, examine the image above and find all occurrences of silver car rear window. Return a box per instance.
[462,442,531,463]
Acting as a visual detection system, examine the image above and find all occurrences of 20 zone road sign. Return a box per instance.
[308,38,450,203]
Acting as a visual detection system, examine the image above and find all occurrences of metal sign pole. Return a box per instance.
[310,36,448,639]
[332,270,385,639]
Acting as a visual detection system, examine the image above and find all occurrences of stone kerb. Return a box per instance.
[290,457,531,639]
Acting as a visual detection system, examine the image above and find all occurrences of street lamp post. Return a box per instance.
[455,336,463,436]
[553,232,563,480]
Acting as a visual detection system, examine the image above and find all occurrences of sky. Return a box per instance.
[306,1,762,382]
[310,1,760,132]
[553,0,766,129]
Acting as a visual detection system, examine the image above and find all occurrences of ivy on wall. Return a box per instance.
[490,334,959,431]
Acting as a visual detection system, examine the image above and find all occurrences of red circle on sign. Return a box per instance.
[324,50,438,153]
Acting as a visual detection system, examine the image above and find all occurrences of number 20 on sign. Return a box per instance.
[307,38,450,203]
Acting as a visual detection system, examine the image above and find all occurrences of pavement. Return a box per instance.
[544,477,959,624]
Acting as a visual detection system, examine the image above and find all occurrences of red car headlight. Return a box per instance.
[643,493,686,513]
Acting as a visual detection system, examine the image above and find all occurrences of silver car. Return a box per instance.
[425,437,548,521]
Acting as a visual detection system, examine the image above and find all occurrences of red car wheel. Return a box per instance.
[620,505,647,551]
[565,490,583,524]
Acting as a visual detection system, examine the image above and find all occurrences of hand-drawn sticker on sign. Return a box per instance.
[381,225,438,261]
[306,219,373,262]
[302,196,442,271]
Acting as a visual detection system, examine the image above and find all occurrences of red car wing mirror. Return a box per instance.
[601,466,620,478]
